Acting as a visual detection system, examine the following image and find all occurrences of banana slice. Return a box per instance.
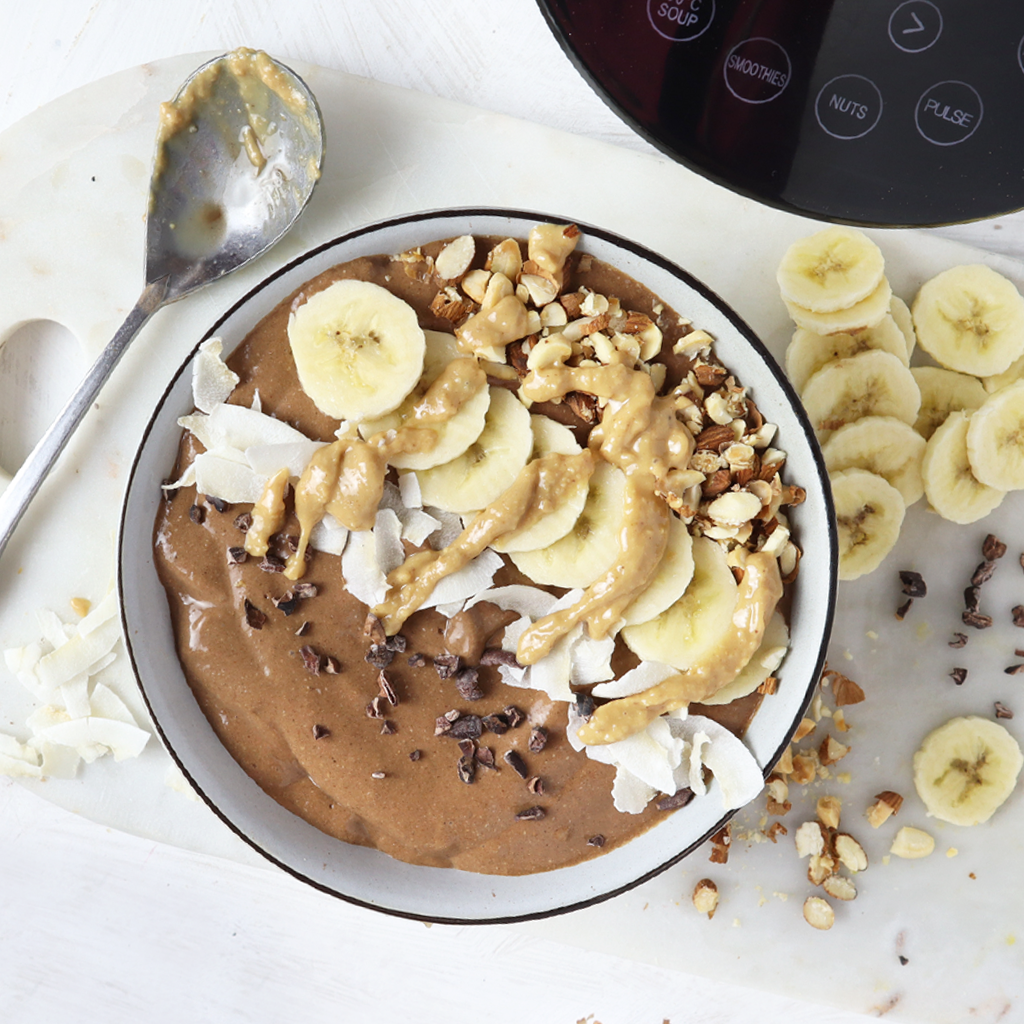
[509,460,626,589]
[982,352,1024,393]
[821,416,926,505]
[801,349,921,442]
[357,330,490,470]
[785,315,909,394]
[777,226,886,314]
[912,264,1024,377]
[619,513,695,627]
[921,410,1006,524]
[697,610,789,706]
[830,468,906,581]
[911,366,988,440]
[620,536,738,669]
[890,295,917,359]
[913,716,1023,826]
[784,277,893,336]
[410,386,532,513]
[288,278,426,421]
[488,415,589,554]
[965,379,1024,490]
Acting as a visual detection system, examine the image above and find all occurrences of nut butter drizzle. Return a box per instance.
[576,551,783,745]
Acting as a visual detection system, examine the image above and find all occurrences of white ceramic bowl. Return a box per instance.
[119,209,837,923]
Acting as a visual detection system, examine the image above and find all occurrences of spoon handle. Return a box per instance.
[0,280,167,559]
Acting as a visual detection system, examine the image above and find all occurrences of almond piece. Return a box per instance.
[766,773,789,804]
[794,717,816,741]
[808,852,837,886]
[803,896,835,930]
[828,671,866,706]
[434,235,475,281]
[834,833,868,873]
[692,878,719,919]
[822,874,858,901]
[775,745,794,775]
[816,795,842,830]
[794,820,827,858]
[866,790,904,829]
[890,826,935,859]
[819,734,850,766]
[708,824,731,864]
[790,752,817,785]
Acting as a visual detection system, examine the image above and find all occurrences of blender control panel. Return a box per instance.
[537,0,1024,225]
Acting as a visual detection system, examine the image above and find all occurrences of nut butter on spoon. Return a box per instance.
[0,47,324,557]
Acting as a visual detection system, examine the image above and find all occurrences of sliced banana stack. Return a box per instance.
[913,716,1023,827]
[410,386,533,513]
[357,330,490,470]
[288,278,426,421]
[509,460,627,589]
[911,366,987,440]
[800,349,920,442]
[777,226,891,335]
[785,314,909,393]
[921,410,1006,524]
[965,379,1024,490]
[821,416,925,506]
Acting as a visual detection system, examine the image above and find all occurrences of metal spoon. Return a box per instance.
[0,49,324,556]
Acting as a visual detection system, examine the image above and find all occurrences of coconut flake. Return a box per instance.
[399,472,422,509]
[400,509,440,547]
[192,337,240,414]
[671,714,763,810]
[309,513,349,556]
[424,506,464,549]
[611,766,657,814]
[35,612,120,694]
[569,632,615,686]
[341,530,388,608]
[245,440,323,479]
[77,590,118,636]
[526,625,580,702]
[465,584,560,621]
[30,738,81,779]
[419,550,503,609]
[59,674,92,719]
[373,509,406,577]
[192,452,266,504]
[592,660,678,700]
[85,717,150,761]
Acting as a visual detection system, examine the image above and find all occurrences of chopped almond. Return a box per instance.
[819,734,850,766]
[803,896,835,930]
[692,878,719,919]
[866,790,903,829]
[816,795,842,830]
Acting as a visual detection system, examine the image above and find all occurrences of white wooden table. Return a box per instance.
[1,4,1021,1023]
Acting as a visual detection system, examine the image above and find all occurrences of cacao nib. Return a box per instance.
[234,512,252,533]
[409,749,422,761]
[272,594,299,616]
[1012,605,1024,628]
[323,656,341,674]
[205,495,229,513]
[527,776,545,795]
[475,746,496,769]
[363,614,386,644]
[259,554,286,574]
[407,652,427,668]
[950,667,967,686]
[433,653,461,679]
[295,620,311,637]
[385,634,408,653]
[366,696,385,719]
[457,738,476,759]
[482,713,509,735]
[528,726,548,753]
[292,582,318,599]
[964,586,981,613]
[312,724,330,740]
[575,692,595,719]
[503,749,529,779]
[457,755,475,784]
[514,806,545,821]
[1005,664,1024,675]
[448,715,483,740]
[995,701,1014,719]
[227,546,248,565]
[587,834,606,848]
[895,598,913,621]
[188,503,205,524]
[453,667,483,701]
[948,632,968,648]
[243,599,266,630]
[898,570,927,598]
[971,561,997,587]
[365,644,395,670]
[378,670,398,706]
[503,705,525,728]
[380,720,397,735]
[962,610,993,629]
[656,788,695,811]
[434,715,453,736]
[299,644,322,674]
[983,534,1007,561]
[480,648,520,667]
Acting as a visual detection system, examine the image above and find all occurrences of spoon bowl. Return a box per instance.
[0,49,324,555]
